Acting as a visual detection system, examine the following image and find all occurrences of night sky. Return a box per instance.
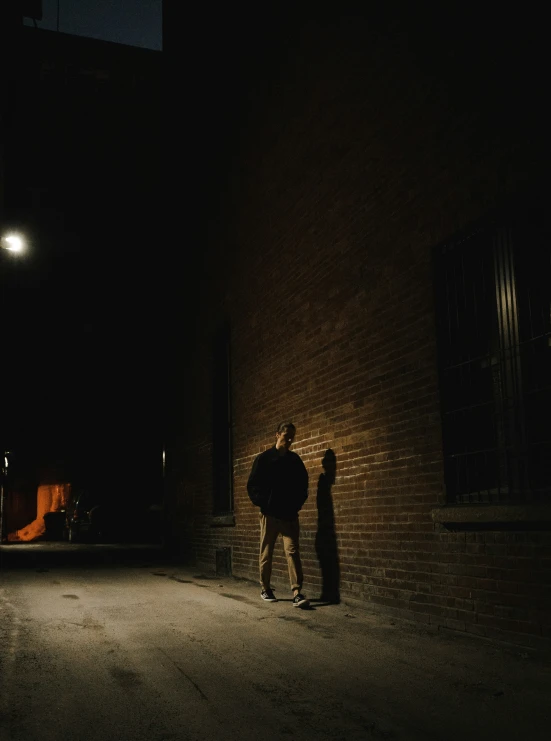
[24,0,162,50]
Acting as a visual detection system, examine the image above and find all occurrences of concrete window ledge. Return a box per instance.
[431,504,551,530]
[210,514,236,527]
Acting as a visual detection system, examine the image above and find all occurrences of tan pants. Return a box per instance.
[259,513,303,592]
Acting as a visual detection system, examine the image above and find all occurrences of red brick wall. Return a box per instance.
[165,10,551,646]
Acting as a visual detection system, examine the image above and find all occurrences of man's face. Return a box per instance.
[275,427,295,451]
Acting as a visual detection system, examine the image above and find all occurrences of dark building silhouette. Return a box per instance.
[1,16,163,531]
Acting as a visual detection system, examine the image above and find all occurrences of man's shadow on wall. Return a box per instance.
[315,449,340,604]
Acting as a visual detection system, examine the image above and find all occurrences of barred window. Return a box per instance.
[434,212,551,504]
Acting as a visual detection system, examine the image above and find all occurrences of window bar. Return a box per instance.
[493,227,526,502]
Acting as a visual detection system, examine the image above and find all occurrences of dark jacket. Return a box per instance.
[247,446,308,521]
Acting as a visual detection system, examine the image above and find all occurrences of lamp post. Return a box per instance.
[0,451,10,543]
[0,230,26,541]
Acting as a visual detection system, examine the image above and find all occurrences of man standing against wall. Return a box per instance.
[247,422,310,607]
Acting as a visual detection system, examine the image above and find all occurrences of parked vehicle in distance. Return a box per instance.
[64,487,163,544]
[65,488,105,543]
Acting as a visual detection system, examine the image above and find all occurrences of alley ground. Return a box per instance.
[1,543,550,741]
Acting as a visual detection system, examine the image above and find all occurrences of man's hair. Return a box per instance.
[277,421,296,433]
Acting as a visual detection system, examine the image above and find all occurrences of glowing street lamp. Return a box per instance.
[0,231,27,541]
[0,232,26,254]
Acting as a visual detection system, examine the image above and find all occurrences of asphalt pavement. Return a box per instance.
[1,543,550,741]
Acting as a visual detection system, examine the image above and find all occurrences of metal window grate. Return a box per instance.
[215,546,232,576]
[434,216,551,504]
